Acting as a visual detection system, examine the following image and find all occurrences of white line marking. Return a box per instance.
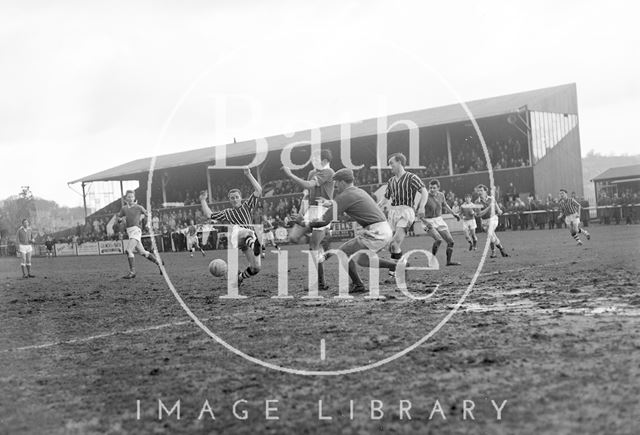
[320,339,326,361]
[4,320,193,353]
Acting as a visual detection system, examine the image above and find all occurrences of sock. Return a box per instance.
[391,252,402,260]
[490,242,495,253]
[432,241,441,256]
[146,253,160,265]
[21,265,27,276]
[239,266,258,281]
[572,233,581,243]
[348,260,364,288]
[446,247,453,263]
[317,262,326,286]
[127,256,135,273]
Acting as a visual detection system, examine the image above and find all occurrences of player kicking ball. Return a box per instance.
[17,219,35,278]
[186,219,206,257]
[557,188,591,245]
[118,190,163,279]
[312,168,398,294]
[460,193,478,251]
[475,184,509,258]
[199,167,262,287]
[282,149,334,290]
[421,179,461,266]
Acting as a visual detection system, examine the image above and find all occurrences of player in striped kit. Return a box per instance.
[200,167,262,286]
[380,153,428,270]
[282,149,334,290]
[186,219,205,257]
[557,188,591,245]
[421,179,461,266]
[460,193,478,251]
[118,191,163,279]
[259,217,280,258]
[17,219,35,278]
[475,184,509,258]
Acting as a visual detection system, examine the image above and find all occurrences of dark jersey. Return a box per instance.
[460,203,477,221]
[425,191,446,218]
[210,193,258,228]
[476,195,501,218]
[308,167,335,202]
[385,172,425,207]
[119,203,147,229]
[328,186,386,228]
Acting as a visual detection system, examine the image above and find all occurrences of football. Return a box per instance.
[208,259,227,277]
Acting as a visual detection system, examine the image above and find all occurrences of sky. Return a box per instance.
[1,0,638,208]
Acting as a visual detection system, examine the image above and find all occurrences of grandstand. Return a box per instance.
[70,83,584,238]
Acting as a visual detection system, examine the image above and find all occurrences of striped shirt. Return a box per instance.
[384,172,425,207]
[558,197,581,216]
[210,194,258,228]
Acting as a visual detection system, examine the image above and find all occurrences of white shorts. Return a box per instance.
[565,213,580,227]
[228,225,257,251]
[481,216,499,233]
[262,231,275,243]
[388,205,415,230]
[423,216,448,232]
[187,235,199,247]
[462,219,477,231]
[126,226,142,242]
[18,244,33,255]
[353,221,393,252]
[303,205,330,231]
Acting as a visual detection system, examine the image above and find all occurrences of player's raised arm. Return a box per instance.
[199,190,214,218]
[282,166,316,189]
[244,167,262,197]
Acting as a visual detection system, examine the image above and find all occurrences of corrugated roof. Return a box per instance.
[592,164,640,181]
[70,83,577,184]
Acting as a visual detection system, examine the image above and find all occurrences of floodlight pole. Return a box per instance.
[119,181,124,206]
[81,182,88,220]
[446,126,453,176]
[206,166,213,201]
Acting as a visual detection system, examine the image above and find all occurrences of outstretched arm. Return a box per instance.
[415,187,428,218]
[282,166,316,190]
[244,167,262,197]
[199,191,213,218]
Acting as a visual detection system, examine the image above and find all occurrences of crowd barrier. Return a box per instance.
[3,205,638,258]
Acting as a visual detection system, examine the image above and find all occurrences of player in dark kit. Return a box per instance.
[311,168,398,293]
[421,179,461,266]
[557,188,591,245]
[17,219,35,278]
[200,167,262,287]
[475,184,509,258]
[44,236,54,257]
[380,153,428,271]
[460,193,478,250]
[282,149,334,290]
[118,190,163,279]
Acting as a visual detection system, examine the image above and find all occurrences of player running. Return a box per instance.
[380,152,428,268]
[557,188,591,245]
[17,219,35,278]
[200,167,262,287]
[260,217,280,258]
[460,193,478,251]
[282,149,334,290]
[311,168,398,293]
[421,179,461,266]
[117,190,163,279]
[186,219,206,257]
[475,184,509,258]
